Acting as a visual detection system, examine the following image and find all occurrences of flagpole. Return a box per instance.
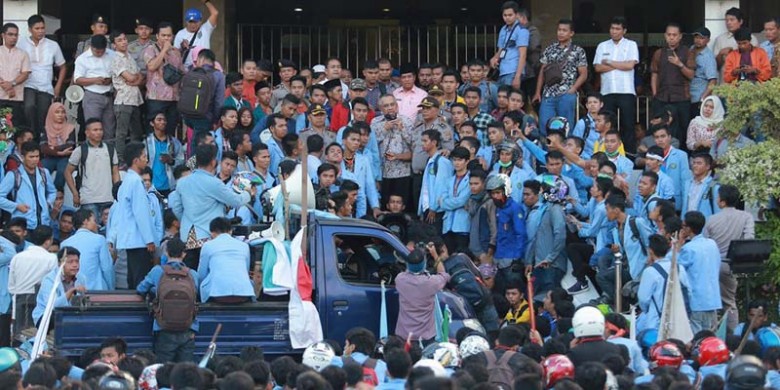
[660,234,679,341]
[614,252,623,313]
[31,249,68,361]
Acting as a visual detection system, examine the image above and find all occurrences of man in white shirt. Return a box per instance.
[7,225,57,343]
[74,35,116,141]
[593,16,639,154]
[174,0,220,68]
[17,15,67,135]
[712,7,759,82]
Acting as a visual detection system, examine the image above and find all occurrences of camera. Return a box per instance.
[384,113,397,121]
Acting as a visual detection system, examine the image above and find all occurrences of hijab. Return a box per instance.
[697,96,725,127]
[44,102,75,147]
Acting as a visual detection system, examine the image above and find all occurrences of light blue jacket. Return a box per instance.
[115,170,156,250]
[654,169,675,201]
[418,152,453,215]
[336,125,382,182]
[678,234,722,312]
[146,189,164,245]
[136,260,200,331]
[610,155,634,176]
[661,147,692,210]
[439,172,471,234]
[613,216,653,280]
[578,200,610,249]
[563,164,594,205]
[0,236,16,313]
[211,128,226,164]
[571,114,600,159]
[524,202,567,272]
[491,162,536,205]
[681,175,720,219]
[630,193,661,222]
[699,364,727,380]
[608,337,648,375]
[32,267,86,326]
[197,233,255,302]
[169,169,251,241]
[636,255,690,333]
[61,229,114,290]
[340,153,379,218]
[0,167,56,229]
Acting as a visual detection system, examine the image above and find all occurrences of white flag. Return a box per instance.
[658,256,693,343]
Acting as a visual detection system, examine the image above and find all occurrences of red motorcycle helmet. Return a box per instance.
[542,354,575,388]
[649,341,684,370]
[695,337,730,366]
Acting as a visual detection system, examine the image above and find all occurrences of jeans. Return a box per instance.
[531,266,564,302]
[539,93,577,132]
[690,310,718,335]
[23,88,53,136]
[596,264,631,304]
[155,330,195,363]
[494,262,523,297]
[602,93,637,154]
[183,117,213,150]
[498,73,516,87]
[83,91,116,141]
[42,156,69,191]
[719,262,738,332]
[114,104,142,165]
[146,100,179,136]
[12,293,36,344]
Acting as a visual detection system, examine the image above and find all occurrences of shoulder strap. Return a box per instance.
[432,154,442,176]
[496,350,515,365]
[10,170,21,202]
[644,196,661,214]
[79,142,89,172]
[628,217,647,256]
[650,263,668,315]
[378,83,387,95]
[582,116,592,141]
[38,167,47,187]
[702,179,717,212]
[484,350,498,365]
[107,143,116,166]
[363,357,378,369]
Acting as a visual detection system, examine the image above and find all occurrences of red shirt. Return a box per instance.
[329,103,377,131]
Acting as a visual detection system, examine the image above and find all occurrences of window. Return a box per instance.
[333,234,406,286]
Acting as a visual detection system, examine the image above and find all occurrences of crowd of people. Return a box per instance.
[0,0,778,388]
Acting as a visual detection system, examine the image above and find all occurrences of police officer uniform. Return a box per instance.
[76,14,110,58]
[128,17,155,77]
[270,59,297,108]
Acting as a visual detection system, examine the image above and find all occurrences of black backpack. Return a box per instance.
[178,67,216,118]
[628,216,647,256]
[444,253,491,309]
[76,143,116,191]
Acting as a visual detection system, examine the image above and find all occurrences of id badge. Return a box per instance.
[499,49,507,59]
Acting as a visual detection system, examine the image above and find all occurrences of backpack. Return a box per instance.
[485,350,515,390]
[701,180,718,213]
[628,217,647,256]
[178,67,216,118]
[76,143,116,191]
[650,262,691,316]
[1,167,48,226]
[153,265,197,332]
[342,356,379,386]
[444,253,491,309]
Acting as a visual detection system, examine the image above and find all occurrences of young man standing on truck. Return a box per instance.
[32,247,85,329]
[395,248,450,347]
[137,237,199,363]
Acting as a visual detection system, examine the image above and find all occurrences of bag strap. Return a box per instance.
[181,26,201,64]
[363,357,378,369]
[496,350,515,366]
[484,349,498,366]
[628,217,647,256]
[650,262,668,315]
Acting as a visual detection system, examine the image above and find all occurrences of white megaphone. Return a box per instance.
[65,85,84,104]
[267,164,315,210]
[261,221,285,241]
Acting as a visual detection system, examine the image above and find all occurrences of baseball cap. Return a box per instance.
[312,64,326,73]
[185,8,203,22]
[692,27,711,38]
[350,78,367,91]
[307,104,326,116]
[417,96,440,109]
[428,85,445,96]
[134,17,154,29]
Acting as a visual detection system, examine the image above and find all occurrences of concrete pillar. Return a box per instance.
[530,0,573,45]
[704,0,739,45]
[182,0,235,70]
[4,0,39,29]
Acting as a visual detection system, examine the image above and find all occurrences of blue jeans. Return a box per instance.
[539,93,577,132]
[154,330,195,363]
[498,73,517,87]
[42,156,69,191]
[531,267,564,302]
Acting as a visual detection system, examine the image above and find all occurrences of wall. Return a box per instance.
[182,0,235,70]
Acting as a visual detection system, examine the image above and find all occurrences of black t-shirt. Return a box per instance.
[568,339,627,367]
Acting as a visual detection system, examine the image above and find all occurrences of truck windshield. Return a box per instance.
[333,234,405,286]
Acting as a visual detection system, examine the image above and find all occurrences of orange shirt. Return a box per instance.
[224,79,257,107]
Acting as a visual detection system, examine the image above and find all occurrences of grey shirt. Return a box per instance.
[703,207,755,259]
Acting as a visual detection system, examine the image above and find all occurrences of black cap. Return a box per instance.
[278,59,297,71]
[135,17,154,28]
[323,78,342,92]
[307,104,326,116]
[91,14,108,25]
[692,27,711,38]
[399,62,417,75]
[257,59,273,73]
[417,96,440,108]
[226,72,244,85]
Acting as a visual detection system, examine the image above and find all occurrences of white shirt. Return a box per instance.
[174,20,215,66]
[16,36,66,95]
[8,246,58,295]
[593,37,639,95]
[74,49,115,94]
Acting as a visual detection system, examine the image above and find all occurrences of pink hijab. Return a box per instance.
[44,102,75,147]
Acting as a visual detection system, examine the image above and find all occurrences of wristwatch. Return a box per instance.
[10,81,16,87]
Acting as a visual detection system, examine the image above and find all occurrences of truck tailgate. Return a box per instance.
[55,301,296,359]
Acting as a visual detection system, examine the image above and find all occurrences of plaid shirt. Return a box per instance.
[471,111,494,132]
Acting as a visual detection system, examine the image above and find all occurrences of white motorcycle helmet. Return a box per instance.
[413,358,448,377]
[572,306,605,338]
[302,342,335,372]
[421,342,461,368]
[459,335,490,359]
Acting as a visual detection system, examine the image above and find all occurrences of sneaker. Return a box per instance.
[567,280,589,294]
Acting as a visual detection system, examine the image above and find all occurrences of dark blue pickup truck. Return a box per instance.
[54,217,482,359]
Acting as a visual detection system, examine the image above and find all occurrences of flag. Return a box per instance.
[434,293,445,342]
[379,281,388,339]
[629,305,637,341]
[658,255,693,343]
[441,304,451,342]
[715,312,729,341]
